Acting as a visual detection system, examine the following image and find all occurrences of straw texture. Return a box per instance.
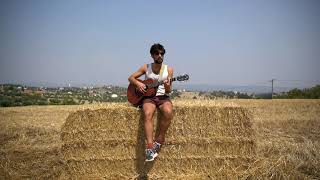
[60,105,256,179]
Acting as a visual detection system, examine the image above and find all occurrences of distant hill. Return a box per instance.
[173,84,299,94]
[3,82,314,94]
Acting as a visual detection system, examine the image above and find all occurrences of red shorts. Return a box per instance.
[142,95,172,107]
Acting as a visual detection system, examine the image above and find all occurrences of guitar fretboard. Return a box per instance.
[147,78,177,89]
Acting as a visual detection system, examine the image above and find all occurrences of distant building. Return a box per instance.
[34,89,46,96]
[22,88,46,96]
[111,94,118,98]
[22,89,33,94]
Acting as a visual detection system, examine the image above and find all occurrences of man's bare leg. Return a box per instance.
[142,102,156,147]
[155,101,173,144]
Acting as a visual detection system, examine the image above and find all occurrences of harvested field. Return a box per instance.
[0,100,320,179]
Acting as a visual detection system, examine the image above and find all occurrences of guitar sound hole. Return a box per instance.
[135,88,142,96]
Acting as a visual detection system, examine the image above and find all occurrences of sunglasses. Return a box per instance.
[154,51,165,56]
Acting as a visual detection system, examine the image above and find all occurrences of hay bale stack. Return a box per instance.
[60,105,256,179]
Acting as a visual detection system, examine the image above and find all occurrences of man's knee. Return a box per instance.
[144,111,154,120]
[143,103,156,120]
[161,106,173,120]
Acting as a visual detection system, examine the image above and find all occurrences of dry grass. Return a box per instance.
[0,100,319,179]
[237,99,320,179]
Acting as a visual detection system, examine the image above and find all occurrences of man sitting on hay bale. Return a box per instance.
[128,43,174,161]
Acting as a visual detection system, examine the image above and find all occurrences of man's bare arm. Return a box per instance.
[164,67,174,93]
[128,64,147,93]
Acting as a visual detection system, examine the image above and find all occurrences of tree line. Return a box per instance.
[1,84,319,107]
[274,85,320,99]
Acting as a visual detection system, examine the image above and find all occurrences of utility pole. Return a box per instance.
[271,79,276,99]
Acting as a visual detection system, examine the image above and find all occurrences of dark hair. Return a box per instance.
[150,43,166,55]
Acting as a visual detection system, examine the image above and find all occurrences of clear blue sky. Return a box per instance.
[1,0,320,87]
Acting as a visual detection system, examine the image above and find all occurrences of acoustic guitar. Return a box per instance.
[127,74,189,106]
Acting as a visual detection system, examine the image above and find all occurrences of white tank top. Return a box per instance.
[145,63,169,96]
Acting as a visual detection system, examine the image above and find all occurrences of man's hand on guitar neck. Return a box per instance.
[163,77,172,85]
[164,77,172,93]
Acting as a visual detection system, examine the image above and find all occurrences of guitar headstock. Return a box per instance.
[176,74,189,82]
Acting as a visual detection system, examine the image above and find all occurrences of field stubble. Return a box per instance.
[0,100,320,179]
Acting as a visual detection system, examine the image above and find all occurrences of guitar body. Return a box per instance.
[127,79,158,106]
[127,74,189,106]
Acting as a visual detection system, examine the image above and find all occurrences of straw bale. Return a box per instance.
[61,126,253,145]
[62,156,253,179]
[61,106,252,132]
[60,105,256,178]
[61,107,254,140]
[62,137,255,160]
